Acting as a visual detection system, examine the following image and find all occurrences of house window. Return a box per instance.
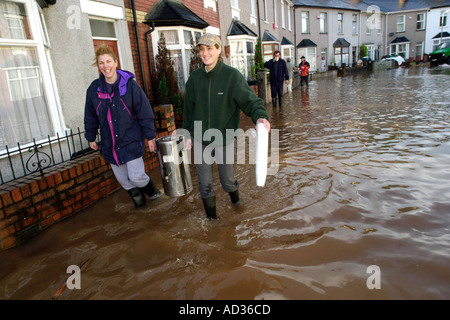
[334,46,349,67]
[281,0,285,29]
[263,43,279,62]
[366,44,375,60]
[204,0,216,11]
[281,45,293,62]
[390,42,408,59]
[249,0,257,25]
[0,0,61,150]
[301,11,310,33]
[416,13,425,30]
[352,14,358,34]
[230,38,255,80]
[298,47,316,70]
[319,12,327,33]
[263,0,268,22]
[338,13,343,34]
[273,0,277,27]
[287,5,291,31]
[397,15,405,32]
[440,10,448,27]
[154,28,202,92]
[231,0,239,20]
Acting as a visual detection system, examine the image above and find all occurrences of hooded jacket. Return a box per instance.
[182,60,269,146]
[84,69,156,166]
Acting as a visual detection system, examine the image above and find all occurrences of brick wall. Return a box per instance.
[0,105,176,252]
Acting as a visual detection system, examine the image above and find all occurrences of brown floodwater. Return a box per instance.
[1,66,449,300]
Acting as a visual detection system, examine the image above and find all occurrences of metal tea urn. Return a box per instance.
[156,135,193,197]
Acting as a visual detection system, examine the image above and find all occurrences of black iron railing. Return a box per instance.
[0,128,98,185]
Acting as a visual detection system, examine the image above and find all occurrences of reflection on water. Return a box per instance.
[1,66,450,300]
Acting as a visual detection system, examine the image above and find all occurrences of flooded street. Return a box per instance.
[1,66,450,300]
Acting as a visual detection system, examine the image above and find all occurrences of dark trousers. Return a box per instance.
[301,75,309,86]
[270,81,284,98]
[194,141,238,199]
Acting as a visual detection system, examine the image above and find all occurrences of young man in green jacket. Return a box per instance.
[183,33,270,220]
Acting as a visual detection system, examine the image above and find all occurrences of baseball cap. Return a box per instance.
[197,33,222,47]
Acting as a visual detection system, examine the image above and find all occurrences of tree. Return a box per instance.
[189,33,203,75]
[155,33,179,105]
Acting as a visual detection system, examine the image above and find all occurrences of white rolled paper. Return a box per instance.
[255,122,268,187]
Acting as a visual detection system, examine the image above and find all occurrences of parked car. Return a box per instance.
[428,42,450,65]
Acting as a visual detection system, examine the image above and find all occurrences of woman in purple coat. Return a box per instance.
[84,45,161,208]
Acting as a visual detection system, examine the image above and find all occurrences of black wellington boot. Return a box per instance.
[272,97,277,108]
[202,196,217,220]
[229,190,241,205]
[139,180,162,200]
[127,187,146,208]
[279,96,283,107]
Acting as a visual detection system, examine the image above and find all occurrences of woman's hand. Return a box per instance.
[89,141,99,151]
[148,139,157,153]
[256,118,271,132]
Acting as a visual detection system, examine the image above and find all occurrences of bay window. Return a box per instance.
[229,37,256,80]
[153,28,202,93]
[0,0,61,150]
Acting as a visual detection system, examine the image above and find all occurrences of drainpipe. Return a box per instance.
[145,22,157,102]
[256,0,261,38]
[293,6,297,63]
[130,0,147,97]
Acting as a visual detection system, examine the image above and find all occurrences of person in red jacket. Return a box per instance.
[299,56,310,87]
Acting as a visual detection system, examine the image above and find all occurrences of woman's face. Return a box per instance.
[98,54,118,83]
[199,44,221,71]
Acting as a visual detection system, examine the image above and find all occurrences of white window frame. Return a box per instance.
[416,13,425,30]
[440,10,448,27]
[274,0,278,27]
[390,42,409,59]
[338,13,343,34]
[264,0,268,22]
[281,44,293,61]
[0,0,63,151]
[302,11,310,34]
[353,14,358,34]
[228,35,257,80]
[287,5,292,31]
[249,0,257,25]
[152,27,203,91]
[397,15,405,32]
[319,12,327,33]
[281,1,285,29]
[231,0,240,20]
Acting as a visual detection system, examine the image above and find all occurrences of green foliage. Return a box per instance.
[360,44,368,59]
[249,37,265,80]
[155,33,179,105]
[189,33,203,75]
